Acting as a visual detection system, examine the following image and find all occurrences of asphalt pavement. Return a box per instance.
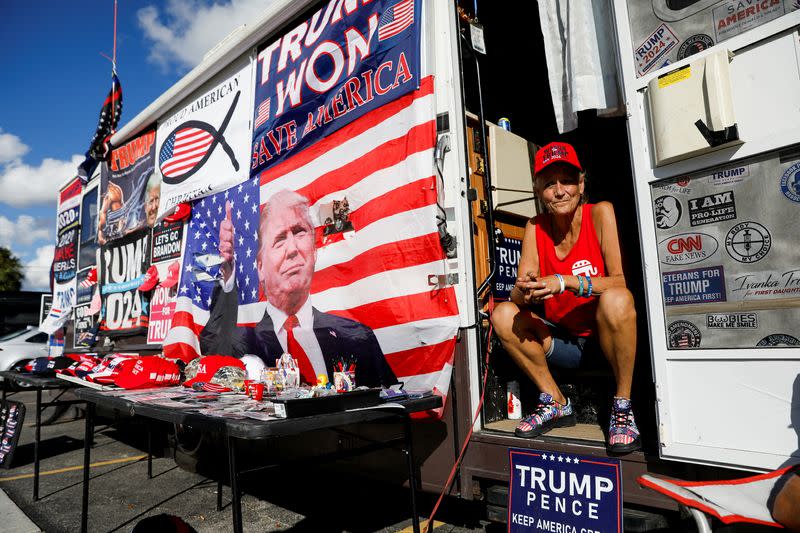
[0,390,492,533]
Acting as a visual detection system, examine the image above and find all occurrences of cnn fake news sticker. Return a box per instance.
[508,448,622,533]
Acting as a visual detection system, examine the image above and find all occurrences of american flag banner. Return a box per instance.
[164,77,459,402]
[257,75,459,399]
[378,0,415,41]
[162,178,262,362]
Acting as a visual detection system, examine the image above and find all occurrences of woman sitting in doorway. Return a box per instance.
[490,142,640,454]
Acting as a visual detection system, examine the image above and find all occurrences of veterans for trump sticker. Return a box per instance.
[508,448,622,533]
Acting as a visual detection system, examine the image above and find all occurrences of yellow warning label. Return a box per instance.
[658,66,691,88]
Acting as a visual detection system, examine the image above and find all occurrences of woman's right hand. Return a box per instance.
[516,272,558,303]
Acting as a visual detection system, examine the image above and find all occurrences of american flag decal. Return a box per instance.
[254,98,271,129]
[378,0,415,41]
[160,128,214,178]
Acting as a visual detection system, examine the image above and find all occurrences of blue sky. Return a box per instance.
[0,0,268,290]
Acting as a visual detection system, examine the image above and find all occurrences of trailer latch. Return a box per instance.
[428,273,459,288]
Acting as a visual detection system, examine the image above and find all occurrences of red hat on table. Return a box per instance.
[182,355,245,388]
[114,357,181,389]
[534,142,582,175]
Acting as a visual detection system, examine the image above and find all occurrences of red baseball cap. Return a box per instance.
[182,355,245,387]
[534,142,582,175]
[164,203,191,223]
[139,265,160,292]
[159,260,181,289]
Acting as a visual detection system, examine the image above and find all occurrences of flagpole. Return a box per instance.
[112,0,118,74]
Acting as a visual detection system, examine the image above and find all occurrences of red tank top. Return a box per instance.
[535,203,606,337]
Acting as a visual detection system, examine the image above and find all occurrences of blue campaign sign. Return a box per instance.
[662,265,726,306]
[508,448,622,533]
[250,0,421,176]
[495,237,522,300]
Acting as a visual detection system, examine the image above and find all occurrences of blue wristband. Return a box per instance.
[577,275,584,297]
[586,275,593,298]
[554,273,565,294]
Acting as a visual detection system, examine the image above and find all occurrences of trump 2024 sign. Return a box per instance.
[508,448,622,532]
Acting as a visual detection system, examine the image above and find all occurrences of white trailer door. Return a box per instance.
[612,1,800,470]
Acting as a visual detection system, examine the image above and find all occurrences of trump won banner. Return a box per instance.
[156,57,253,216]
[164,0,459,404]
[250,0,421,173]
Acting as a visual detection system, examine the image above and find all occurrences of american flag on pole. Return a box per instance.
[257,76,458,399]
[378,0,415,41]
[164,76,459,403]
[159,128,215,178]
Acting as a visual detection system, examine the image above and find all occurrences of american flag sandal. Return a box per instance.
[514,393,576,438]
[607,397,642,454]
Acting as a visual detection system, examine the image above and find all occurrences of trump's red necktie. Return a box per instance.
[283,315,316,385]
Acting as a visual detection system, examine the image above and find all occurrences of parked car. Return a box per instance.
[0,326,49,389]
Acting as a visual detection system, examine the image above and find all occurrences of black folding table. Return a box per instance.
[74,387,441,533]
[0,370,87,501]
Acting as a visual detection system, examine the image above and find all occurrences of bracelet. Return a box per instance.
[553,274,565,294]
[586,274,593,298]
[577,275,584,297]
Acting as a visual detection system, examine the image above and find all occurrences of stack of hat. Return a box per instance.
[58,353,105,378]
[24,356,75,376]
[111,356,181,390]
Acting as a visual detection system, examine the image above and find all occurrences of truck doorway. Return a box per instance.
[457,1,654,452]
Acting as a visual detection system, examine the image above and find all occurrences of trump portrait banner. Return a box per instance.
[156,56,253,216]
[99,129,158,243]
[164,1,459,408]
[508,448,623,533]
[250,0,421,174]
[100,228,151,334]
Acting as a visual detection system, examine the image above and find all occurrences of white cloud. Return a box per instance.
[138,0,270,71]
[0,130,29,164]
[0,153,84,207]
[0,215,53,249]
[22,245,54,291]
